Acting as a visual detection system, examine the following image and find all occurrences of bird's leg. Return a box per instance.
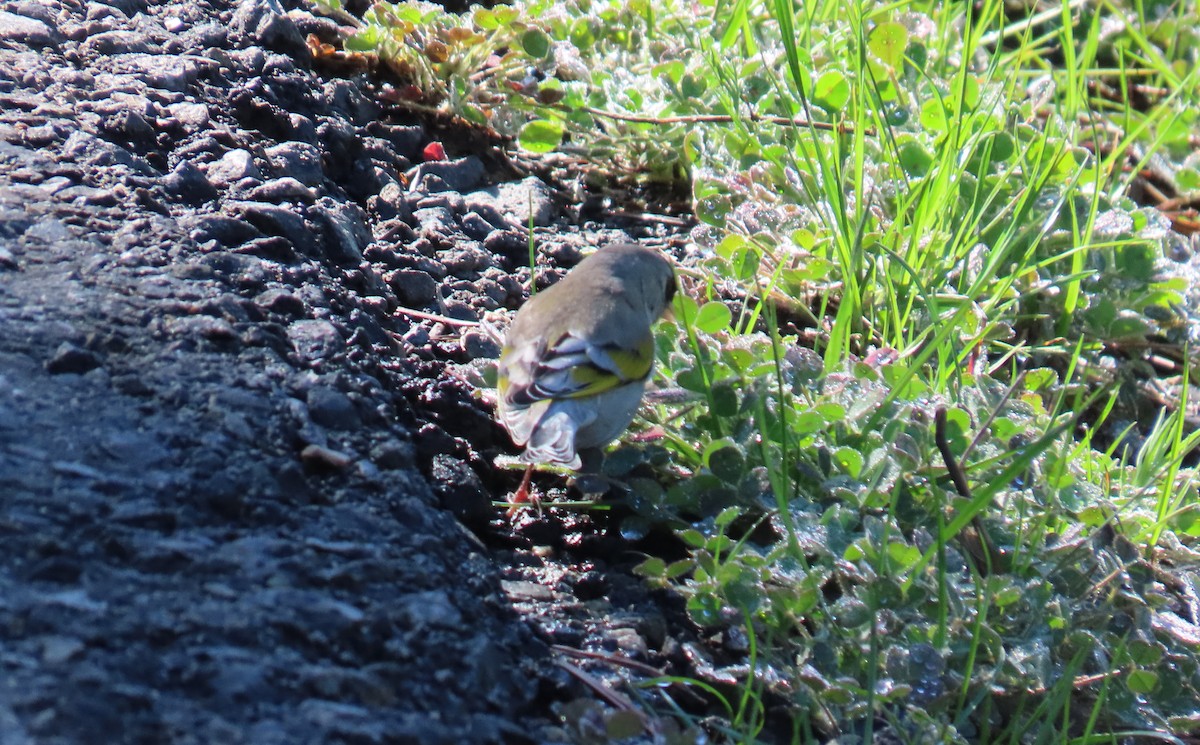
[506,464,535,515]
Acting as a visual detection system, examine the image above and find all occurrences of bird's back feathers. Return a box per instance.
[496,243,675,467]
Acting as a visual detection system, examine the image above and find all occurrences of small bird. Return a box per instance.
[497,243,677,508]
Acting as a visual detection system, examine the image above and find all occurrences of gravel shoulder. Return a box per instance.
[0,0,702,741]
[0,0,716,740]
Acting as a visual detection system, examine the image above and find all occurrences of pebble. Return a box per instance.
[371,439,415,470]
[250,177,317,203]
[207,149,259,186]
[306,385,361,430]
[265,141,324,186]
[287,319,343,361]
[428,454,491,523]
[44,342,102,374]
[388,269,437,307]
[254,288,307,317]
[461,330,500,359]
[0,10,58,46]
[233,202,313,254]
[407,156,485,193]
[501,580,555,603]
[311,198,372,262]
[167,102,210,130]
[465,176,554,228]
[82,29,155,55]
[299,443,353,470]
[165,315,237,341]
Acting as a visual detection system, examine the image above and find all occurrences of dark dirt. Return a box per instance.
[0,1,713,743]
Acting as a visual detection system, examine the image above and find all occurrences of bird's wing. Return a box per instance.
[505,330,654,406]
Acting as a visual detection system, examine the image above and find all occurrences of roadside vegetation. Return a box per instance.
[313,0,1200,741]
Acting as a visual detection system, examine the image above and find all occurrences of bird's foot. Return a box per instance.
[506,464,537,516]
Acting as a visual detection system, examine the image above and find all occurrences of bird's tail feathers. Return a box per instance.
[518,405,595,469]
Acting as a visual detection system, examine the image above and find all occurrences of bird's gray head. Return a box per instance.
[595,243,677,322]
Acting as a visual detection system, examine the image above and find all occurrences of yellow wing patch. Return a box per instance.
[558,335,654,399]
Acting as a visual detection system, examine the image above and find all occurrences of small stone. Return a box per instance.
[44,342,102,374]
[465,177,555,228]
[262,53,295,76]
[390,252,447,279]
[440,244,495,278]
[105,108,156,142]
[235,236,296,262]
[230,0,306,52]
[407,155,485,193]
[414,191,465,215]
[476,278,509,307]
[461,330,500,359]
[112,374,153,396]
[428,454,491,523]
[500,580,555,603]
[401,325,430,348]
[233,202,314,255]
[82,30,154,56]
[544,242,584,266]
[186,214,263,247]
[121,54,196,91]
[287,319,343,361]
[27,556,84,583]
[460,211,496,241]
[166,315,237,341]
[371,440,414,470]
[249,177,317,203]
[369,183,412,223]
[573,571,610,601]
[288,112,317,142]
[163,160,217,204]
[608,627,649,657]
[254,288,306,317]
[167,102,210,130]
[41,636,86,664]
[482,229,530,259]
[397,590,463,629]
[414,423,457,461]
[207,149,260,186]
[24,219,75,246]
[300,444,353,471]
[110,498,179,531]
[387,269,437,307]
[440,299,478,322]
[366,122,424,159]
[412,206,458,240]
[306,386,361,430]
[310,198,372,263]
[265,141,324,186]
[0,10,58,46]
